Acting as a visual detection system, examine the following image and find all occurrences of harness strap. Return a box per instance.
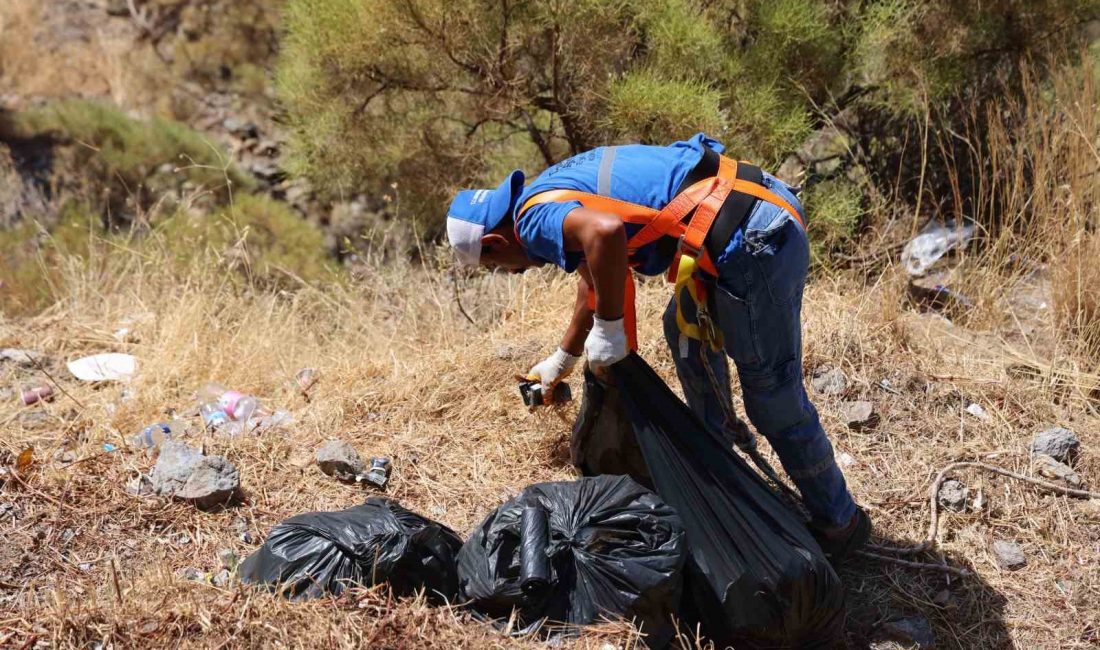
[515,152,805,352]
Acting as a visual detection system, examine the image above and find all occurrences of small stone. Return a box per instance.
[172,532,192,546]
[992,539,1026,570]
[178,567,204,582]
[78,563,92,572]
[965,403,989,420]
[150,440,205,496]
[879,614,936,649]
[217,548,238,570]
[19,411,51,430]
[1032,454,1082,487]
[316,439,366,482]
[842,400,877,431]
[1030,427,1080,464]
[211,568,231,587]
[837,452,856,467]
[811,366,847,396]
[239,531,255,544]
[53,449,77,464]
[222,117,259,140]
[175,455,240,510]
[937,479,968,512]
[0,348,45,367]
[126,474,154,496]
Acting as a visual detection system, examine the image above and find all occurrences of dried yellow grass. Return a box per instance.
[1,43,1099,650]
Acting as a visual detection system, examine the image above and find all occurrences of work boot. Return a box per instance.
[811,506,871,565]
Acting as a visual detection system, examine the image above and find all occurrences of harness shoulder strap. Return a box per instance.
[517,190,656,225]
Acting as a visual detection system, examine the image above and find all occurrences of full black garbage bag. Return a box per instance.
[458,475,686,647]
[572,368,652,488]
[238,497,462,601]
[579,353,845,649]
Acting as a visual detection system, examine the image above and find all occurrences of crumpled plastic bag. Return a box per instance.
[571,368,652,488]
[238,497,462,601]
[458,475,686,647]
[580,353,846,649]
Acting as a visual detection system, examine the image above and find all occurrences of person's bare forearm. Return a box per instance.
[560,271,594,356]
[562,208,627,320]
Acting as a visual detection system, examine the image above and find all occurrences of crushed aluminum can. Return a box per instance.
[363,457,391,489]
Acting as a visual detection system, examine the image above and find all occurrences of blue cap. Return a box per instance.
[446,170,525,267]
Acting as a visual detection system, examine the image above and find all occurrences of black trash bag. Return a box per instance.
[458,475,686,647]
[589,353,845,649]
[238,497,462,602]
[572,368,652,488]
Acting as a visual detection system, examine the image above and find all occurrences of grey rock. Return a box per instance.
[150,441,239,509]
[211,568,231,587]
[150,441,205,497]
[1031,427,1080,464]
[937,479,968,512]
[842,400,877,430]
[178,567,204,582]
[316,439,366,482]
[171,532,192,546]
[811,366,847,396]
[217,548,238,570]
[222,116,259,140]
[175,455,240,510]
[239,531,255,544]
[1033,454,1083,487]
[879,615,936,649]
[992,539,1026,570]
[0,348,44,367]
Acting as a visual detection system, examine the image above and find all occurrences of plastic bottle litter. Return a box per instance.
[196,383,291,436]
[200,401,230,431]
[901,220,976,276]
[130,421,186,449]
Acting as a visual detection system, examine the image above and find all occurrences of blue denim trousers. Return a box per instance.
[661,173,857,528]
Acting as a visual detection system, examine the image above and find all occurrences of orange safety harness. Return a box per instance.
[516,152,805,350]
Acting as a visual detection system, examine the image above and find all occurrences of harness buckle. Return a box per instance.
[678,236,703,261]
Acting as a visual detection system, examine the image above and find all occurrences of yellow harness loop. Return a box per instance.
[674,256,723,352]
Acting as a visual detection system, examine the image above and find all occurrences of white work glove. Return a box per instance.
[527,347,581,389]
[585,316,628,371]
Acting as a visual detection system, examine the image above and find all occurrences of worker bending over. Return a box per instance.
[446,133,869,561]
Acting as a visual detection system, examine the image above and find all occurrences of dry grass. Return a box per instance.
[1,235,1098,648]
[1,37,1099,650]
[0,0,191,116]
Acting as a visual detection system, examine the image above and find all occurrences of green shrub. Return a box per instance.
[14,99,252,221]
[0,204,106,314]
[802,177,864,265]
[606,70,727,143]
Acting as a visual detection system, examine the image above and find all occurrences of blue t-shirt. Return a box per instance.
[513,133,724,276]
